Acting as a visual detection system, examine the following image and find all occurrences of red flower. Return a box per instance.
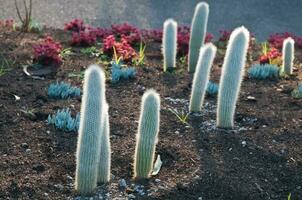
[32,36,62,67]
[71,31,97,46]
[268,32,302,49]
[102,34,137,62]
[64,19,86,32]
[260,55,269,64]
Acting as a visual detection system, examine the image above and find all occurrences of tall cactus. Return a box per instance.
[282,37,295,75]
[75,65,106,195]
[134,89,160,179]
[98,103,111,183]
[217,27,250,129]
[189,43,217,112]
[188,2,209,73]
[162,19,177,72]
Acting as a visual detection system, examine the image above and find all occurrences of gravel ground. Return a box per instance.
[1,0,301,41]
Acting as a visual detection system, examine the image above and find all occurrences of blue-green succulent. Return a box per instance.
[47,108,80,132]
[47,82,81,99]
[248,64,279,80]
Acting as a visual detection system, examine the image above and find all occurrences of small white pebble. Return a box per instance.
[241,141,247,147]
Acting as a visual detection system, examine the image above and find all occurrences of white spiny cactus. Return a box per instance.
[162,19,177,72]
[217,27,250,129]
[282,37,295,75]
[75,65,106,195]
[98,103,111,183]
[188,2,209,73]
[134,89,160,179]
[189,43,217,112]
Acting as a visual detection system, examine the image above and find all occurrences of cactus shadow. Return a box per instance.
[144,127,302,200]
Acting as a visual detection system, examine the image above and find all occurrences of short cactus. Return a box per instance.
[162,19,177,72]
[134,89,160,179]
[217,27,250,129]
[98,103,111,183]
[75,65,106,195]
[188,2,209,73]
[189,43,217,112]
[282,37,295,75]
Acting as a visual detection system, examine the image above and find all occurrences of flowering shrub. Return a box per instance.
[32,36,62,67]
[64,19,86,32]
[259,43,282,65]
[71,31,97,46]
[268,32,302,49]
[88,27,112,40]
[178,25,213,55]
[218,30,232,42]
[103,35,137,62]
[142,25,213,56]
[111,23,141,44]
[0,19,15,29]
[141,28,163,42]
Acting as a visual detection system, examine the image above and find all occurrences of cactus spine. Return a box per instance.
[189,43,217,112]
[282,37,295,75]
[98,103,111,183]
[217,27,250,129]
[134,89,160,179]
[75,65,106,195]
[162,19,177,72]
[188,2,209,73]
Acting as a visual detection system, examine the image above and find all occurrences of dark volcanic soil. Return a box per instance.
[0,27,301,200]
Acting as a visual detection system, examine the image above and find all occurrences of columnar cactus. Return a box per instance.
[217,27,250,129]
[98,103,111,183]
[75,65,106,195]
[189,43,217,112]
[282,37,295,75]
[162,19,177,72]
[134,89,160,179]
[188,2,209,73]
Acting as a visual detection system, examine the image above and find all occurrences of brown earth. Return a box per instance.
[0,28,301,200]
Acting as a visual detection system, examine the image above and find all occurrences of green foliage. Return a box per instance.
[248,64,279,80]
[80,47,101,57]
[29,19,43,32]
[134,90,160,179]
[0,55,14,76]
[47,108,80,132]
[60,48,73,58]
[168,107,189,125]
[133,41,146,66]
